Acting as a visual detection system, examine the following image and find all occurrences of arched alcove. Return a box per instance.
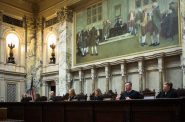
[6,33,19,64]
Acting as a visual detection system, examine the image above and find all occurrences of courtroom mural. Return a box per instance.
[74,0,180,65]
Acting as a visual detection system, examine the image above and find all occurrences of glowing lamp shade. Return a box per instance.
[6,33,19,48]
[48,34,56,47]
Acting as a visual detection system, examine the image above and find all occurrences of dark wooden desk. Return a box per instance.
[0,98,184,122]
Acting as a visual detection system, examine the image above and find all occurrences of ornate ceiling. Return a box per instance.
[0,0,97,18]
[0,0,65,12]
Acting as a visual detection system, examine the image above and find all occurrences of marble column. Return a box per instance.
[121,61,127,91]
[0,11,2,63]
[91,66,96,90]
[157,56,164,91]
[55,78,59,96]
[25,17,37,91]
[105,64,110,92]
[57,6,73,95]
[138,59,145,91]
[67,70,72,90]
[0,11,5,64]
[181,1,185,88]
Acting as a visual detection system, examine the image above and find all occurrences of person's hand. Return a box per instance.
[116,94,120,100]
[125,97,131,100]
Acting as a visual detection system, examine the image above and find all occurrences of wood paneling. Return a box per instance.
[0,98,184,122]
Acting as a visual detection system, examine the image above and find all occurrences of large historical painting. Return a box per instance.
[74,0,180,65]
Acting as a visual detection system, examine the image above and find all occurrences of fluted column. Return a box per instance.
[105,64,110,92]
[138,59,145,91]
[91,66,97,90]
[79,69,84,93]
[121,61,127,91]
[157,55,164,91]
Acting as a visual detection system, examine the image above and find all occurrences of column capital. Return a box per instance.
[57,6,73,23]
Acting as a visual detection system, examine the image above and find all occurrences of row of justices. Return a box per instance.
[21,81,180,102]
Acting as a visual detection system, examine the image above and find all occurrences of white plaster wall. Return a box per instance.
[97,77,106,94]
[84,78,93,96]
[128,73,139,91]
[73,80,80,94]
[146,71,159,93]
[166,68,183,89]
[111,75,122,94]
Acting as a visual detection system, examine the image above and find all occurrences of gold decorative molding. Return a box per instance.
[57,6,73,23]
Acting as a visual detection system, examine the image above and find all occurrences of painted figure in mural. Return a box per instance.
[135,8,142,38]
[114,17,123,36]
[167,2,178,40]
[103,20,111,41]
[140,8,148,46]
[89,26,98,55]
[76,30,89,57]
[84,29,90,55]
[149,1,161,46]
[76,31,83,56]
[128,10,136,35]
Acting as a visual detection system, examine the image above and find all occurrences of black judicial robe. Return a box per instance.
[120,90,143,100]
[156,89,178,98]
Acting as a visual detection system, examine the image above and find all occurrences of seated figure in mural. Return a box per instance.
[90,88,103,101]
[68,88,77,101]
[120,82,143,100]
[156,82,178,98]
[114,17,123,36]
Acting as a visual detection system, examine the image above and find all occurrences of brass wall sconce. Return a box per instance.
[7,42,15,64]
[50,43,56,64]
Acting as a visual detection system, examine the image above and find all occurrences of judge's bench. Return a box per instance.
[0,98,185,122]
